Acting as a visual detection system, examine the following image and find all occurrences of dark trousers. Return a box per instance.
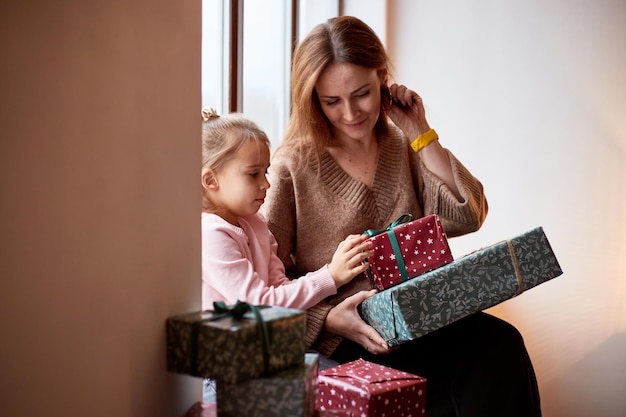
[330,312,541,417]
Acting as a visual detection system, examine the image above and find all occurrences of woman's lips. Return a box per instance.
[345,118,367,129]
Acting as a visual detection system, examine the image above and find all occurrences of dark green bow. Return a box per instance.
[364,213,413,237]
[212,300,255,320]
[364,214,413,283]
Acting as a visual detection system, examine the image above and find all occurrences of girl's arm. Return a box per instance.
[201,216,337,310]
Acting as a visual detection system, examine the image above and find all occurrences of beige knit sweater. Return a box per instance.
[262,123,488,356]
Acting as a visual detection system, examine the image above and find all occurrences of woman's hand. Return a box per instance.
[324,290,389,354]
[385,83,430,140]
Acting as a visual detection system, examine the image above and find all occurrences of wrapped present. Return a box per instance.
[365,214,453,291]
[166,301,305,384]
[360,227,563,346]
[217,353,319,417]
[317,359,426,416]
[313,411,355,417]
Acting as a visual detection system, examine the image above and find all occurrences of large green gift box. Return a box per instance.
[166,304,306,385]
[360,227,563,346]
[217,353,319,417]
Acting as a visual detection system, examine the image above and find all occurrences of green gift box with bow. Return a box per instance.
[360,227,563,346]
[166,301,306,385]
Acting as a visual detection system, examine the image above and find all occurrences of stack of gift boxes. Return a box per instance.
[166,301,426,416]
[166,213,563,416]
[166,303,318,416]
[359,214,563,346]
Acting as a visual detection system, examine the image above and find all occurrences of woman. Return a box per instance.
[262,16,541,417]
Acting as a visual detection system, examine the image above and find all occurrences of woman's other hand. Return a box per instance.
[386,83,430,141]
[324,289,389,354]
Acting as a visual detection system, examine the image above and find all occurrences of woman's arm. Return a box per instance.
[385,84,487,236]
[386,83,462,200]
[413,148,489,237]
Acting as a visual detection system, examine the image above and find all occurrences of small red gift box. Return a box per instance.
[365,214,453,290]
[317,359,426,416]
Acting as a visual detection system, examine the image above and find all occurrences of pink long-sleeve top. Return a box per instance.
[201,212,338,310]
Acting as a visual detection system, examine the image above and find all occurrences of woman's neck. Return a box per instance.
[331,129,376,152]
[326,133,379,187]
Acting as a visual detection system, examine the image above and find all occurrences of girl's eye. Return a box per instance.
[324,100,339,106]
[356,90,370,98]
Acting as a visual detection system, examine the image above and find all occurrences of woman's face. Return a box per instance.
[315,62,383,144]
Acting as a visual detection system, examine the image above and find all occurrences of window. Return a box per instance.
[201,0,385,148]
[241,0,293,146]
[201,0,228,114]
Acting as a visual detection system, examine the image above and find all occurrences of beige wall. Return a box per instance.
[0,1,201,416]
[388,1,626,416]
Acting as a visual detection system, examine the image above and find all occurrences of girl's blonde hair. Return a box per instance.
[201,108,271,172]
[201,108,271,211]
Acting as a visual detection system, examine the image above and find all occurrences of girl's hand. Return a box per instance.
[327,234,373,288]
[385,83,431,141]
[324,290,389,354]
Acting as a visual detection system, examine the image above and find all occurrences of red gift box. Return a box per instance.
[317,359,426,416]
[365,214,453,290]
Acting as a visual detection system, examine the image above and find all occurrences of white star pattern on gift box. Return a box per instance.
[317,359,426,415]
[365,215,453,291]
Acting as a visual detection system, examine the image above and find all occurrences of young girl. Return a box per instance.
[200,107,373,311]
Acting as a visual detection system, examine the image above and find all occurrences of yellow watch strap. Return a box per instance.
[410,129,439,153]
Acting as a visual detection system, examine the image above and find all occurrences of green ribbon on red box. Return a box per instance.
[365,213,413,283]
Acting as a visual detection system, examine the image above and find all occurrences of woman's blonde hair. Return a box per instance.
[201,108,270,172]
[280,16,392,168]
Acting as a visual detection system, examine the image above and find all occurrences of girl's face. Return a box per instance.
[208,139,270,226]
[315,62,383,144]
